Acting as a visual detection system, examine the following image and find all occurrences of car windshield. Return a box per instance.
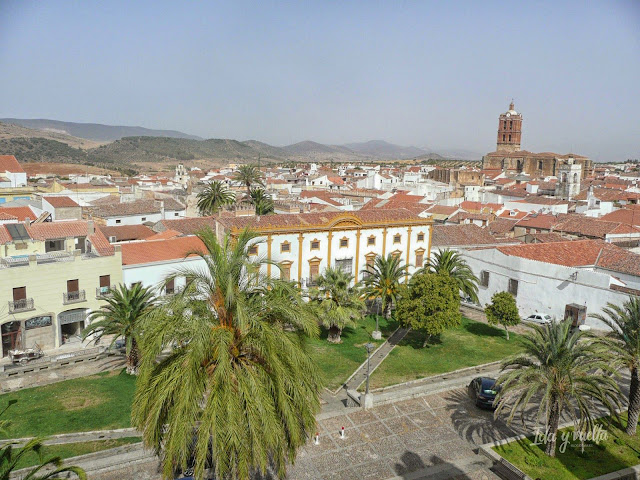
[481,379,498,395]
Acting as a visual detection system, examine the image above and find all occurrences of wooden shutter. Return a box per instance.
[99,275,110,288]
[13,287,26,301]
[67,279,79,293]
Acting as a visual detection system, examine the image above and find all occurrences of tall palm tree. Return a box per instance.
[1,438,87,480]
[82,283,156,375]
[196,180,235,215]
[590,296,640,435]
[360,254,409,320]
[311,267,365,343]
[234,164,263,200]
[424,248,479,303]
[494,319,621,457]
[131,228,322,480]
[250,187,274,215]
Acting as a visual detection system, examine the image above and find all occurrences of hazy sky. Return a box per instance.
[1,1,639,161]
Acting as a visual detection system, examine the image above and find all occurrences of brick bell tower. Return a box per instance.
[496,101,522,152]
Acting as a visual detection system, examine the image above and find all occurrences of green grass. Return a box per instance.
[493,414,640,480]
[0,369,137,438]
[11,437,141,470]
[306,315,393,391]
[368,317,526,389]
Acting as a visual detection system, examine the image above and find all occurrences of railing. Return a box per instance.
[8,298,34,313]
[63,290,86,305]
[302,277,318,288]
[96,286,115,298]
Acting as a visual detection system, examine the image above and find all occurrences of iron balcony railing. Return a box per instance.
[63,290,86,305]
[8,298,34,313]
[96,286,115,298]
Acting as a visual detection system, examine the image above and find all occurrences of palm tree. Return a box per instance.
[424,248,479,303]
[234,164,263,200]
[131,228,322,480]
[494,319,621,457]
[1,438,87,480]
[360,254,409,320]
[250,187,274,215]
[590,296,640,435]
[196,180,235,215]
[311,267,365,343]
[82,283,156,375]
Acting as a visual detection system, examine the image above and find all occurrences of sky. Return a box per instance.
[0,1,639,161]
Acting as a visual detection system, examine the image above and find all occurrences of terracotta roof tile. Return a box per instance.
[432,224,500,247]
[600,209,640,226]
[488,218,518,235]
[121,236,207,265]
[156,216,216,235]
[43,196,80,208]
[145,229,182,241]
[496,239,604,267]
[0,206,37,222]
[26,221,89,240]
[89,198,185,218]
[0,212,18,221]
[526,232,568,243]
[0,225,11,243]
[515,213,561,230]
[99,225,155,242]
[0,155,24,173]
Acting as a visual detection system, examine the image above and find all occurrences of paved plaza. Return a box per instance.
[286,388,515,480]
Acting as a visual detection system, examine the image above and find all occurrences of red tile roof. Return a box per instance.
[515,213,560,230]
[488,218,518,235]
[120,236,206,265]
[43,196,80,208]
[460,201,503,213]
[0,206,37,222]
[26,221,89,240]
[0,212,18,221]
[553,215,640,238]
[432,224,500,247]
[600,209,640,226]
[89,198,185,217]
[0,225,11,243]
[156,216,216,235]
[145,229,182,241]
[0,155,24,173]
[88,228,115,256]
[526,232,568,243]
[99,225,155,242]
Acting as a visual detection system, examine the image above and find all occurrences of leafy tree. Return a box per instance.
[590,297,640,435]
[495,320,621,457]
[131,228,322,480]
[396,273,461,347]
[424,248,479,303]
[250,187,274,215]
[82,283,156,375]
[234,164,263,200]
[196,180,235,215]
[360,254,409,319]
[311,267,364,343]
[485,291,520,340]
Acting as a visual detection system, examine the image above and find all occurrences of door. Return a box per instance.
[13,287,26,302]
[67,279,80,301]
[1,321,21,357]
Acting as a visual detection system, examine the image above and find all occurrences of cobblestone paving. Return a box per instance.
[287,389,506,479]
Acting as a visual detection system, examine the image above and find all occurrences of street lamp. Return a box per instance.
[365,342,375,395]
[372,300,382,340]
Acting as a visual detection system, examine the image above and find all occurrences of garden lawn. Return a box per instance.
[0,369,136,438]
[13,437,142,470]
[306,315,393,391]
[493,414,640,480]
[368,316,526,389]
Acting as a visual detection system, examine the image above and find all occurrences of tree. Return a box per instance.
[82,283,156,375]
[311,267,364,343]
[590,297,640,435]
[494,320,621,457]
[131,228,322,480]
[484,291,520,340]
[196,180,235,215]
[249,187,274,215]
[396,273,461,347]
[424,248,479,303]
[360,254,409,320]
[234,164,263,200]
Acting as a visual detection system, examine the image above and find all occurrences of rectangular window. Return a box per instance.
[367,236,375,246]
[141,217,146,222]
[340,238,348,248]
[280,264,291,281]
[417,233,425,242]
[393,234,401,244]
[248,245,258,255]
[311,240,320,250]
[13,286,26,301]
[115,219,121,224]
[67,279,79,293]
[504,120,507,129]
[415,253,424,268]
[310,263,320,280]
[99,275,110,288]
[335,258,353,274]
[281,242,290,253]
[175,212,180,216]
[508,278,519,296]
[166,278,175,295]
[480,271,489,287]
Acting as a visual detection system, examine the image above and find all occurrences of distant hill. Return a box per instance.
[283,140,353,156]
[343,140,427,159]
[0,121,103,149]
[0,137,89,164]
[0,118,202,142]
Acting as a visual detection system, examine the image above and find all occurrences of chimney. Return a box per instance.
[87,220,95,235]
[160,200,165,220]
[24,218,31,226]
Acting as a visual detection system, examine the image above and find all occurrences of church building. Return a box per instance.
[482,102,592,179]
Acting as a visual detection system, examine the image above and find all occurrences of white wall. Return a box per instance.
[461,248,631,330]
[106,209,185,226]
[122,257,207,295]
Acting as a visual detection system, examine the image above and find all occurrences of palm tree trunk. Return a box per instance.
[627,366,640,435]
[545,399,561,457]
[504,325,510,340]
[126,337,139,375]
[327,325,342,343]
[384,300,392,320]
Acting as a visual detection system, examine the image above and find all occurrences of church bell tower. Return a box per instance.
[496,101,522,152]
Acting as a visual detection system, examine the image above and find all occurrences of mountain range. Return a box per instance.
[0,118,480,170]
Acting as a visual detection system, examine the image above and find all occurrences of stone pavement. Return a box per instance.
[344,327,410,391]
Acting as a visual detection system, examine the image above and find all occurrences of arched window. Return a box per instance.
[502,134,506,142]
[573,173,578,183]
[508,134,512,142]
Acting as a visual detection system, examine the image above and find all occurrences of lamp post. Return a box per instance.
[372,300,382,340]
[363,342,375,409]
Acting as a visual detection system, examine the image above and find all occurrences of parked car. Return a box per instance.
[468,377,499,409]
[523,313,553,325]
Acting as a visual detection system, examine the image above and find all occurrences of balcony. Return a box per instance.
[96,286,115,299]
[8,298,34,313]
[302,277,318,288]
[63,290,86,305]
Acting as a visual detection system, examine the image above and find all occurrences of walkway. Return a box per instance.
[344,327,410,391]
